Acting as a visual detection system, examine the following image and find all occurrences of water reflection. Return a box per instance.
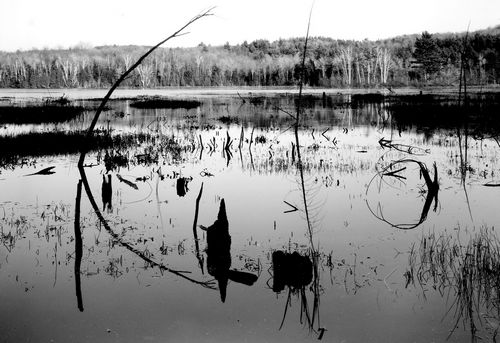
[74,180,84,312]
[201,199,258,302]
[101,174,112,212]
[77,165,217,290]
[367,159,439,230]
[2,92,500,342]
[271,251,312,293]
[271,250,319,332]
[176,177,191,197]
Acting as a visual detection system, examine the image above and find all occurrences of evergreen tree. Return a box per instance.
[414,32,445,79]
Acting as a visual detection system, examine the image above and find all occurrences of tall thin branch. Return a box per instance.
[292,3,322,335]
[78,8,214,167]
[295,2,315,246]
[296,3,314,127]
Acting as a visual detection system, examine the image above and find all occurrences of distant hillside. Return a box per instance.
[0,26,499,88]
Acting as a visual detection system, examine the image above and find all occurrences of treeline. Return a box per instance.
[0,26,499,88]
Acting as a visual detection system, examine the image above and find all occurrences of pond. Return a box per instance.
[1,89,500,342]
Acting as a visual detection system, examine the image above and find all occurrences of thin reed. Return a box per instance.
[407,227,500,340]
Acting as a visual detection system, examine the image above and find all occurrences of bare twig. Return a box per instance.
[78,8,214,167]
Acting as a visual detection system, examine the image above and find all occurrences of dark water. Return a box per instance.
[1,92,500,342]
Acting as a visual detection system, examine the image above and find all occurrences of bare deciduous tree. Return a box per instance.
[136,64,153,88]
[377,47,392,84]
[339,46,353,86]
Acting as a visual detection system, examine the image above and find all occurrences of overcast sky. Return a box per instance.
[1,0,499,52]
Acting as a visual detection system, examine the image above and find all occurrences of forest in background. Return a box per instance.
[1,26,499,89]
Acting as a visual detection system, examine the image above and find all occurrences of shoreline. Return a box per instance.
[1,85,498,101]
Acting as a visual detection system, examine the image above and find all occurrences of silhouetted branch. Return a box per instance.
[294,2,315,247]
[289,2,322,336]
[78,8,214,167]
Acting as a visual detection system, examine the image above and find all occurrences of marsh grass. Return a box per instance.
[0,130,150,165]
[0,104,86,124]
[407,227,500,340]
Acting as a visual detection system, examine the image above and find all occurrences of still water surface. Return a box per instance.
[1,91,500,342]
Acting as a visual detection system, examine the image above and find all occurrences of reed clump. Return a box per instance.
[0,131,150,165]
[0,104,86,124]
[407,226,500,339]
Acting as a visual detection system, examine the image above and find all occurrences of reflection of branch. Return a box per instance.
[279,289,293,330]
[78,8,214,167]
[77,166,215,289]
[155,173,165,230]
[277,106,296,120]
[74,180,84,312]
[193,183,204,273]
[457,127,473,222]
[283,201,298,213]
[366,160,439,230]
[238,147,244,170]
[249,138,255,171]
[383,166,406,180]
